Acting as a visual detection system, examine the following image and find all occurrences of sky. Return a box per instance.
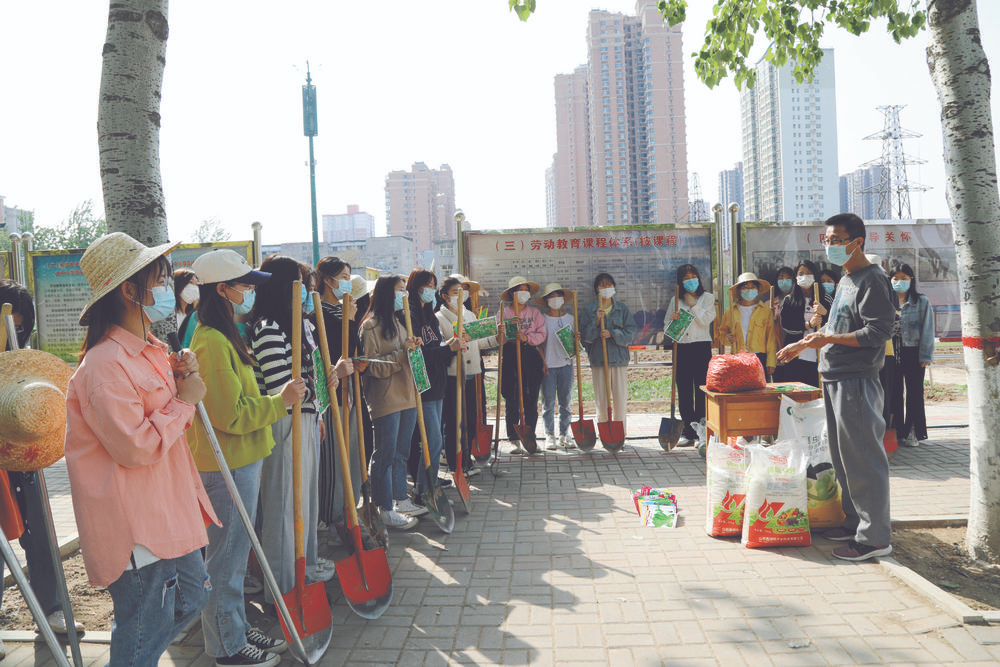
[2,1,999,246]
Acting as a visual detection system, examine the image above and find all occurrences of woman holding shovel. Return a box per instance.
[536,283,577,450]
[189,249,312,666]
[580,273,637,440]
[665,265,716,447]
[498,277,546,454]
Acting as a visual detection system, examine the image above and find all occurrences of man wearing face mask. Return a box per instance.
[777,213,896,562]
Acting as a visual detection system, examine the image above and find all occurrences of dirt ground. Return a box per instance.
[892,526,1000,611]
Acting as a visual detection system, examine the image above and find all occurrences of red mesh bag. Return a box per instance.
[705,352,767,393]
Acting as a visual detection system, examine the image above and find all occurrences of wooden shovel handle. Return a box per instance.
[354,369,367,483]
[599,306,613,421]
[671,286,679,409]
[0,304,11,352]
[402,296,433,469]
[342,294,351,466]
[513,298,526,423]
[456,291,464,460]
[492,301,504,446]
[291,282,304,561]
[573,297,585,419]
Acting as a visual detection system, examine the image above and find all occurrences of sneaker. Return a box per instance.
[561,434,576,449]
[215,644,280,667]
[437,477,453,489]
[509,440,524,454]
[463,465,481,478]
[395,497,429,517]
[245,628,287,654]
[243,572,264,595]
[380,508,419,530]
[545,435,558,450]
[46,609,84,634]
[676,436,692,447]
[307,557,337,582]
[901,433,919,448]
[823,526,855,542]
[832,540,892,562]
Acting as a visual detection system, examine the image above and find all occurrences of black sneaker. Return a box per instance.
[245,629,287,654]
[833,540,892,562]
[437,477,453,489]
[215,644,280,667]
[463,466,481,478]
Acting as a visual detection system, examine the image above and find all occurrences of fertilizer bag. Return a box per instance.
[777,396,845,529]
[741,440,811,548]
[705,437,748,537]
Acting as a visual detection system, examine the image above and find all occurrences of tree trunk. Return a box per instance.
[97,0,170,246]
[927,0,1000,563]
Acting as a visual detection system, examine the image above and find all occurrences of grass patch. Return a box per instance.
[481,373,671,403]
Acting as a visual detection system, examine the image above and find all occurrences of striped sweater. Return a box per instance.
[250,319,318,414]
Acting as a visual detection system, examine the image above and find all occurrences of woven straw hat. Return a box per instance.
[500,276,540,303]
[535,282,575,308]
[0,350,73,472]
[448,274,481,297]
[729,272,771,303]
[79,233,179,326]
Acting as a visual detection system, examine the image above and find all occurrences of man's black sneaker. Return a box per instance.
[246,628,287,654]
[215,644,279,667]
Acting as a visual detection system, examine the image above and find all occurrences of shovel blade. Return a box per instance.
[598,420,625,453]
[473,425,492,460]
[423,475,456,533]
[658,417,684,452]
[883,428,898,454]
[571,419,597,452]
[358,481,389,549]
[514,424,539,454]
[453,468,472,514]
[279,559,332,642]
[334,536,393,620]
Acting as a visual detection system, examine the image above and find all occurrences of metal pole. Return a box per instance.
[8,234,22,284]
[729,203,741,282]
[302,64,320,267]
[21,232,34,253]
[251,221,263,268]
[454,209,466,276]
[308,136,319,266]
[712,204,724,296]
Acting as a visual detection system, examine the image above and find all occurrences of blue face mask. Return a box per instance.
[420,286,436,304]
[141,285,175,323]
[821,282,836,295]
[229,287,255,316]
[330,278,350,299]
[394,291,406,311]
[683,279,699,293]
[825,239,855,267]
[741,289,758,302]
[301,285,315,314]
[777,278,793,293]
[891,279,910,294]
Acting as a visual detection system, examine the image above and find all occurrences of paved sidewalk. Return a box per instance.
[6,400,1000,666]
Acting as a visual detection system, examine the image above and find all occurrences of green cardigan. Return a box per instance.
[186,324,287,472]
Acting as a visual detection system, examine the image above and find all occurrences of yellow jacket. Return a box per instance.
[718,302,778,369]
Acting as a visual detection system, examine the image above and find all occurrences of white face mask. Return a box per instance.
[796,274,815,289]
[515,290,531,305]
[448,296,459,310]
[599,287,615,300]
[181,284,200,304]
[548,297,565,311]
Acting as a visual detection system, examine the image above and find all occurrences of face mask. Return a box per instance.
[777,278,793,293]
[825,239,855,266]
[683,279,699,293]
[141,285,175,323]
[515,290,531,305]
[891,279,911,293]
[741,289,758,302]
[420,286,436,304]
[229,287,255,316]
[448,296,460,310]
[821,282,836,295]
[301,285,315,314]
[181,284,200,304]
[548,297,565,311]
[796,275,815,289]
[330,278,350,299]
[394,291,406,311]
[599,287,615,300]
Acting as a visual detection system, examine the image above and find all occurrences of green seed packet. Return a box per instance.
[556,325,576,357]
[664,309,694,343]
[312,348,330,414]
[464,317,497,341]
[503,318,519,341]
[408,348,431,394]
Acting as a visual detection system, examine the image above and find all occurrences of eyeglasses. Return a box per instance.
[822,237,854,247]
[228,284,255,294]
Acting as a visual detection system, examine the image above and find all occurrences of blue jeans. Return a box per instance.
[371,408,417,511]
[107,550,211,666]
[200,458,262,657]
[414,399,443,487]
[0,472,60,615]
[540,365,573,437]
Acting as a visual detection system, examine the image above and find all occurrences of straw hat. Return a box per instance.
[500,276,540,303]
[448,274,481,297]
[535,282,575,308]
[79,233,179,326]
[0,350,73,472]
[729,272,771,303]
[349,274,374,302]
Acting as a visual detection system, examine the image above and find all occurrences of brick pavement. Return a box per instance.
[7,400,1000,666]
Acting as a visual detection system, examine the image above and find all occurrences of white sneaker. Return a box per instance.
[395,498,429,517]
[46,609,83,634]
[561,434,576,449]
[902,433,919,447]
[306,557,337,582]
[509,440,524,454]
[380,508,418,530]
[545,435,558,450]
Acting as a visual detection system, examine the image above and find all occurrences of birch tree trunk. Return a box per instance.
[926,0,1000,563]
[97,0,170,246]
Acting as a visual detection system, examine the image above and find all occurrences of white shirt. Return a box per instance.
[738,304,756,350]
[541,311,574,368]
[665,292,716,344]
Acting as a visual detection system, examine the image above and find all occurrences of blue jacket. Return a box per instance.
[580,299,637,367]
[899,294,935,364]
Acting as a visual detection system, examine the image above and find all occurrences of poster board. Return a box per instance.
[0,252,8,280]
[26,240,253,362]
[744,221,959,338]
[464,225,714,346]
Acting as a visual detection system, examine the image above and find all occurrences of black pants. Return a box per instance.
[892,346,927,441]
[501,342,542,440]
[878,354,896,429]
[442,374,477,471]
[674,341,712,439]
[782,357,820,387]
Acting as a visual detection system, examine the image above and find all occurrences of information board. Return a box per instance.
[744,221,959,338]
[27,240,252,362]
[464,225,714,346]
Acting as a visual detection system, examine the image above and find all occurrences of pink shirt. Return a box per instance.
[65,325,219,586]
[498,303,546,346]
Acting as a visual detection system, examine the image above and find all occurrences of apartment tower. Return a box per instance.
[385,162,456,253]
[322,204,375,243]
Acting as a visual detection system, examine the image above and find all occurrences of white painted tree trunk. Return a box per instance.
[926,0,1000,562]
[97,0,170,246]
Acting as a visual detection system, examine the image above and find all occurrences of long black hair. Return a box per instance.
[437,276,463,313]
[675,264,705,298]
[173,268,197,316]
[363,274,404,341]
[197,280,255,366]
[0,279,35,348]
[406,268,438,322]
[250,254,312,367]
[889,262,921,304]
[788,259,820,309]
[315,256,351,299]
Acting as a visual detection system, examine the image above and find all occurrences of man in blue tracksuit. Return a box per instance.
[778,213,896,562]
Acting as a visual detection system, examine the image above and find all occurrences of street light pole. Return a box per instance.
[454,209,466,276]
[302,63,320,266]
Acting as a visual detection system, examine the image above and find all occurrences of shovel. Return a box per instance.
[452,291,472,512]
[355,369,387,548]
[402,295,456,533]
[166,331,319,664]
[490,313,505,474]
[659,286,683,451]
[511,297,539,453]
[884,412,898,463]
[312,293,393,619]
[597,304,625,452]
[280,283,335,655]
[341,294,352,486]
[470,292,493,461]
[569,296,596,451]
